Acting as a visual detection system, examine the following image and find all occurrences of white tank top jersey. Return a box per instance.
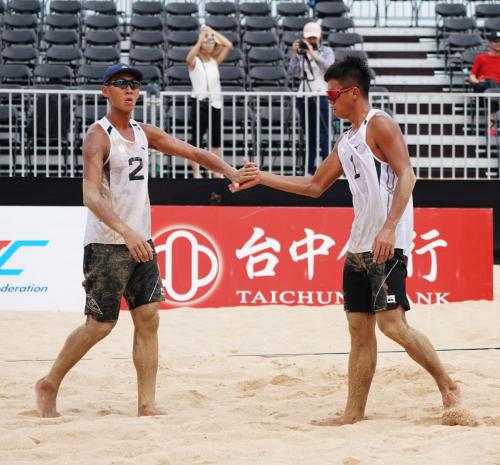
[83,117,151,246]
[189,56,223,109]
[337,109,414,255]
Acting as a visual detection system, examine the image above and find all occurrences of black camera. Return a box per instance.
[298,40,318,54]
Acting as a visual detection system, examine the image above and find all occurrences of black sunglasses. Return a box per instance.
[108,79,141,90]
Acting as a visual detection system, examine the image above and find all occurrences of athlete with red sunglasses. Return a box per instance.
[233,57,461,426]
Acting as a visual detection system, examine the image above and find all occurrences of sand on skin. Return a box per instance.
[1,267,499,465]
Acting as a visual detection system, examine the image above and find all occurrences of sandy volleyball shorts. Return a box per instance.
[82,240,165,322]
[343,248,411,313]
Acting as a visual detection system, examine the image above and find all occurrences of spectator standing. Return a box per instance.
[289,22,335,175]
[187,26,233,178]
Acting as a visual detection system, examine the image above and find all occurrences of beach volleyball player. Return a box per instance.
[233,57,461,425]
[35,64,258,417]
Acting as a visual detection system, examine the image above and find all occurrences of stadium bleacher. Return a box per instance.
[0,0,498,179]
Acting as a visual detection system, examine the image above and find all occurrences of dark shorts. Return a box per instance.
[82,240,165,323]
[343,248,410,314]
[190,98,222,148]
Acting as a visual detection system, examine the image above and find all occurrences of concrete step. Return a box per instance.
[369,58,443,68]
[361,41,438,52]
[357,27,436,38]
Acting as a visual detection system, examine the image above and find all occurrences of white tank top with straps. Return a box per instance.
[188,56,222,109]
[337,108,413,255]
[83,116,151,246]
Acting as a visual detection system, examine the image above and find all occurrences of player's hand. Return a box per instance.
[371,226,396,264]
[123,229,154,263]
[228,160,259,192]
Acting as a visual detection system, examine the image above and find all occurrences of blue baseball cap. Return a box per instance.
[102,63,143,84]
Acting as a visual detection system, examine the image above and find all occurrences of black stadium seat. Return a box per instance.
[247,47,284,69]
[277,2,308,17]
[328,32,363,48]
[0,64,32,85]
[205,15,239,32]
[130,14,163,31]
[205,2,237,16]
[46,45,83,65]
[321,17,355,33]
[314,2,349,18]
[243,16,278,32]
[8,0,41,14]
[242,31,278,49]
[132,1,163,16]
[3,14,38,29]
[84,14,120,31]
[281,17,310,33]
[1,45,39,65]
[165,2,198,16]
[166,47,190,65]
[131,30,165,47]
[78,63,109,84]
[130,46,164,66]
[166,65,191,86]
[45,14,80,30]
[219,66,245,86]
[34,64,73,85]
[165,15,199,31]
[475,3,500,19]
[1,29,37,45]
[43,30,79,47]
[166,31,198,47]
[248,66,287,88]
[83,46,120,63]
[82,0,116,14]
[239,2,271,16]
[85,30,121,47]
[49,0,82,14]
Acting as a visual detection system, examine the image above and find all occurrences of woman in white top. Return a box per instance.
[186,26,233,178]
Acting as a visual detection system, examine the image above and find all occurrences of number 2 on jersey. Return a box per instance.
[128,157,144,181]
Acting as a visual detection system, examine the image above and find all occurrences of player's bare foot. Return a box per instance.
[311,414,364,426]
[442,381,462,409]
[138,405,166,416]
[35,377,60,418]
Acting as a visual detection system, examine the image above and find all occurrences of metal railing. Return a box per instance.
[0,89,498,180]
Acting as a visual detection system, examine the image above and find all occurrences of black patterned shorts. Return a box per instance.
[343,248,410,314]
[82,240,165,322]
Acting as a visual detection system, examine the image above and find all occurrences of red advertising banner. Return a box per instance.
[148,206,493,308]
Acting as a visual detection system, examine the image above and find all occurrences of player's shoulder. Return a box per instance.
[83,122,110,153]
[85,121,107,139]
[368,110,398,131]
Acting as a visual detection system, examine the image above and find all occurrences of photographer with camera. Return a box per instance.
[187,25,233,178]
[289,22,334,175]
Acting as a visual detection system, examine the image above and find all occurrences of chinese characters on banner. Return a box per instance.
[149,207,493,309]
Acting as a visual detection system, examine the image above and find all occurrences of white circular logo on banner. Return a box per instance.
[153,226,222,305]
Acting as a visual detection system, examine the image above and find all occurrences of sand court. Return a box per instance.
[1,267,499,465]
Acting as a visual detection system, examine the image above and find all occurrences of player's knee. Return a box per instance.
[86,317,116,340]
[377,318,406,342]
[135,308,160,334]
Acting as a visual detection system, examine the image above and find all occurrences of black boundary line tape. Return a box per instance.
[230,347,500,358]
[3,348,499,362]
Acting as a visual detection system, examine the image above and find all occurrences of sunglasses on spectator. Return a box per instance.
[326,87,357,102]
[107,79,141,90]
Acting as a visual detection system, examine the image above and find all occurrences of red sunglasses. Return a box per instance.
[326,87,357,102]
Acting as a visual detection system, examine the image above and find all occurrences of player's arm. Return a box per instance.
[82,124,153,262]
[369,115,416,264]
[232,140,343,198]
[140,123,258,186]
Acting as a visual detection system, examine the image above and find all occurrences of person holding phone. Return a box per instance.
[186,26,234,178]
